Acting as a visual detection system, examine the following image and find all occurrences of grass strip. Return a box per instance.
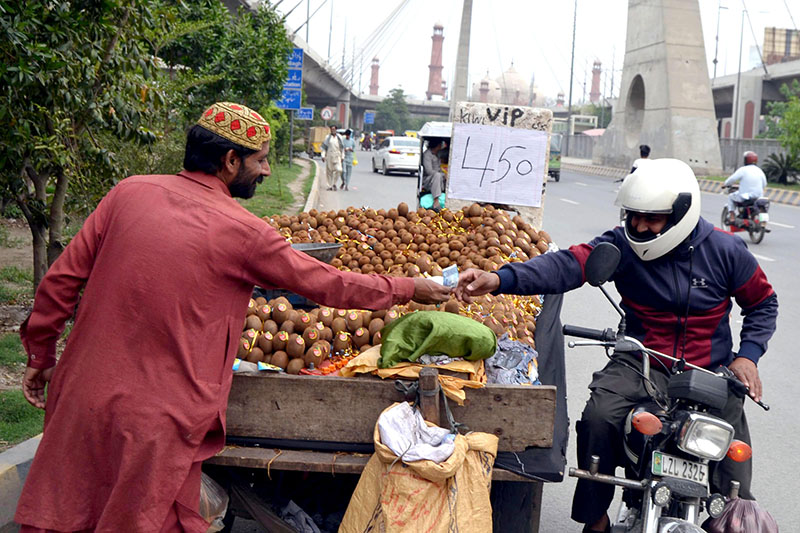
[0,389,44,448]
[238,162,303,218]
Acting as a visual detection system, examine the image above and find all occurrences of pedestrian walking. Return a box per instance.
[341,129,356,191]
[321,125,344,191]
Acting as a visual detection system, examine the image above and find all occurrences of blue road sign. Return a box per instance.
[297,107,314,120]
[275,89,301,110]
[364,111,375,124]
[288,48,303,69]
[284,68,302,90]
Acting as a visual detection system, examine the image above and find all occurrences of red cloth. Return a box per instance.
[15,170,414,532]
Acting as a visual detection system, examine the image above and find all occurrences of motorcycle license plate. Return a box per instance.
[652,451,708,486]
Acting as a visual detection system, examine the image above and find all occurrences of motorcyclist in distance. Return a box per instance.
[455,159,778,532]
[723,151,767,225]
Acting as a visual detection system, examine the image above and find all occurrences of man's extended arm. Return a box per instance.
[723,167,744,187]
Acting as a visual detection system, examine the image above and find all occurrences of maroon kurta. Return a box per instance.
[16,171,414,532]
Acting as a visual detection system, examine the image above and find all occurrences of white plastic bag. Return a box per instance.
[199,472,229,533]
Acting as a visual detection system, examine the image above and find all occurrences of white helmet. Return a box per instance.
[615,159,700,261]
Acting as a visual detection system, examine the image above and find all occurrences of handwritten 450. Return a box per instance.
[460,136,534,187]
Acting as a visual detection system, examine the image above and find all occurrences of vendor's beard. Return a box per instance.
[228,166,262,199]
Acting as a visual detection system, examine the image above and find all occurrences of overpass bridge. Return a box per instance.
[712,58,800,139]
[292,35,449,130]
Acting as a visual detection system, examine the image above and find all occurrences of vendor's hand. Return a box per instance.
[22,365,55,409]
[729,357,762,403]
[412,278,452,304]
[455,269,500,303]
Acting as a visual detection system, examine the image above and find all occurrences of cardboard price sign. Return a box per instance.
[447,123,548,207]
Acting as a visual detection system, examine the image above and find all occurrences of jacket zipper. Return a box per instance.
[671,261,683,361]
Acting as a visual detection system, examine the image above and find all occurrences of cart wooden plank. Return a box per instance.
[225,373,556,451]
[206,445,537,482]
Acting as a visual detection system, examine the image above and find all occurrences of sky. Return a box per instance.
[275,0,799,104]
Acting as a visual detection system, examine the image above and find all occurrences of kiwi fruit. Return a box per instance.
[273,331,289,352]
[318,307,334,326]
[345,311,363,332]
[245,315,262,331]
[397,202,409,217]
[279,320,296,334]
[331,317,347,334]
[271,350,288,369]
[302,327,320,346]
[287,358,305,374]
[272,302,291,324]
[372,330,382,345]
[333,332,351,353]
[261,322,278,338]
[256,304,271,322]
[246,346,264,363]
[353,327,370,347]
[319,326,333,342]
[246,298,258,315]
[368,318,384,337]
[312,340,331,357]
[257,331,273,354]
[444,299,460,314]
[304,345,325,368]
[384,308,400,325]
[297,311,315,329]
[236,337,251,358]
[254,296,267,307]
[286,334,306,359]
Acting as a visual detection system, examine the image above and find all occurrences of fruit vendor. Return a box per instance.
[16,102,452,532]
[455,159,778,533]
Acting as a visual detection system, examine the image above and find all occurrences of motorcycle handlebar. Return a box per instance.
[562,325,616,342]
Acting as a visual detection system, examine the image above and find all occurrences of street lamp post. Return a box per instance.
[564,0,578,157]
[732,8,745,138]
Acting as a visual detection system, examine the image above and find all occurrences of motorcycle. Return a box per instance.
[563,242,769,533]
[721,185,770,244]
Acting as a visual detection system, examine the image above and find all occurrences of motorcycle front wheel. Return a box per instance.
[749,225,766,244]
[720,207,730,229]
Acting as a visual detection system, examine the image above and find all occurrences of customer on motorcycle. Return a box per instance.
[455,159,778,533]
[723,151,767,224]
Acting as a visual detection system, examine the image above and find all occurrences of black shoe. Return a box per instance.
[333,185,337,191]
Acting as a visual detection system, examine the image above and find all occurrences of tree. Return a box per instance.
[0,0,160,288]
[0,0,294,289]
[374,88,410,133]
[762,80,800,156]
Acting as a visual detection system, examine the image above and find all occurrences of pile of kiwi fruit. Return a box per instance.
[238,202,549,373]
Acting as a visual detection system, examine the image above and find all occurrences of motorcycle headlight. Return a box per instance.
[677,413,734,461]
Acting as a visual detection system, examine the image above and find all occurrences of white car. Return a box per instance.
[372,136,420,176]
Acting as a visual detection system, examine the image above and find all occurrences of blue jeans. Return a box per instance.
[343,162,353,187]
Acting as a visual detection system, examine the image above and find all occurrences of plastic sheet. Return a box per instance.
[706,498,779,533]
[199,472,229,533]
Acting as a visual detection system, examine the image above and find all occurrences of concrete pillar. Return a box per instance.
[450,0,473,117]
[733,72,762,139]
[593,0,722,175]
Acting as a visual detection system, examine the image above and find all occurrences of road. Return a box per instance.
[236,156,798,532]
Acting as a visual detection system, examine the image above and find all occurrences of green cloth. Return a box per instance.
[378,311,498,369]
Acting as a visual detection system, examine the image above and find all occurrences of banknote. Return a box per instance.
[442,265,459,288]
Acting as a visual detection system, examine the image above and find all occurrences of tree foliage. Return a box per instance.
[0,0,293,288]
[763,80,800,158]
[374,88,410,133]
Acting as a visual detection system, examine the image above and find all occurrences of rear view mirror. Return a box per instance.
[585,242,621,287]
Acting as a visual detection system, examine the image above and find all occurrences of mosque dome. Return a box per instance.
[471,71,501,103]
[496,64,532,106]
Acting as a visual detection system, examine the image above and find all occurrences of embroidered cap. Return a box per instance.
[196,102,271,150]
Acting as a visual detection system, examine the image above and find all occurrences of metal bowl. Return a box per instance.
[290,242,342,264]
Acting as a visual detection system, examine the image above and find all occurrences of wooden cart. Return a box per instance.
[206,362,560,532]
